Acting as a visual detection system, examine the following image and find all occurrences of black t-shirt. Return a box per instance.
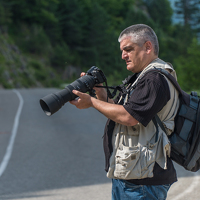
[103,71,177,185]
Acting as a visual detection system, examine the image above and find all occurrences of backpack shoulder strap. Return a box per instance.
[145,68,183,95]
[152,68,199,142]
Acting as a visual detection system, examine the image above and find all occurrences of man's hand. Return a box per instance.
[80,72,109,102]
[69,90,92,109]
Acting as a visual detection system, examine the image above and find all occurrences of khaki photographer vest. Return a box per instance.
[107,58,180,180]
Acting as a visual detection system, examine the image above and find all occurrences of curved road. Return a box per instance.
[0,89,199,200]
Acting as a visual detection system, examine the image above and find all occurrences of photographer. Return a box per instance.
[69,24,179,200]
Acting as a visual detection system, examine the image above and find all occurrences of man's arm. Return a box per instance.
[69,90,138,126]
[93,85,114,104]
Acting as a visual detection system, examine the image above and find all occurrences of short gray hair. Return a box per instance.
[118,24,159,56]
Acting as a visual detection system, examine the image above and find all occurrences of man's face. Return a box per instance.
[120,36,148,73]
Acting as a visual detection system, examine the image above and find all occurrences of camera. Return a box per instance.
[40,66,107,116]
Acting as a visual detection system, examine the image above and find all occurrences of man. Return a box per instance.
[70,24,179,200]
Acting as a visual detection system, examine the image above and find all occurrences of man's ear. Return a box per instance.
[145,41,153,54]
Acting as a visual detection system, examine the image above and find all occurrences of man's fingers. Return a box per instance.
[70,90,92,109]
[69,99,76,105]
[80,72,86,77]
[72,90,82,96]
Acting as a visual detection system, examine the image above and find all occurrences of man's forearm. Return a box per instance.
[90,97,138,126]
[70,90,138,126]
[95,87,114,104]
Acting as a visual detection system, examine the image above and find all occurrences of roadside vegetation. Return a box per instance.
[0,0,199,92]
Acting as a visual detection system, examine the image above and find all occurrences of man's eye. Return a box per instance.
[126,48,133,52]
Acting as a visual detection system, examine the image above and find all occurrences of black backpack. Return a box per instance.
[150,68,200,172]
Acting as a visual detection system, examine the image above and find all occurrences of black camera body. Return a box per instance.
[40,66,107,116]
[86,66,106,84]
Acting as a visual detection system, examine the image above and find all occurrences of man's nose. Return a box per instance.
[122,51,128,60]
[122,51,126,60]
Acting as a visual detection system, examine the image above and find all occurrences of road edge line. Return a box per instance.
[0,89,24,177]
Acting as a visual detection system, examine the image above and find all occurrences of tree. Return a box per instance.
[9,0,59,25]
[144,0,173,31]
[8,0,60,45]
[56,0,86,49]
[175,38,200,91]
[174,0,200,32]
[0,0,12,30]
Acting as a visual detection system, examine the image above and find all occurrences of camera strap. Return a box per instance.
[95,84,127,101]
[95,73,138,101]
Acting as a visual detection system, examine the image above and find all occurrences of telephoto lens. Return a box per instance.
[40,66,106,116]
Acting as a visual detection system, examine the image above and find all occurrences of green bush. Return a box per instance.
[175,38,200,91]
[50,43,72,69]
[28,60,47,82]
[27,59,62,87]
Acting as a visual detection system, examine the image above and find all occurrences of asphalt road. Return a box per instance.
[0,89,200,200]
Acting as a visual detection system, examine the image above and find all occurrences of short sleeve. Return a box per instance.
[123,72,170,127]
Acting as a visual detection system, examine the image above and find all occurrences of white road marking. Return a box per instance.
[0,89,24,177]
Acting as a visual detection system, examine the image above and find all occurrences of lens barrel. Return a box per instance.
[40,75,96,116]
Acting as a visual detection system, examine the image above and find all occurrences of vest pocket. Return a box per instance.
[113,142,157,179]
[114,145,140,179]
